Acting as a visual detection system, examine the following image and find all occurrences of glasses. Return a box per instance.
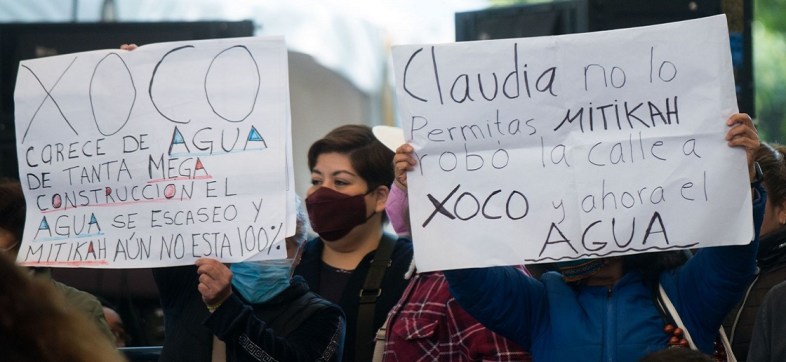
[0,241,19,253]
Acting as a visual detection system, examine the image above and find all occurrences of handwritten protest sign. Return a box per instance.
[392,15,753,272]
[14,36,295,268]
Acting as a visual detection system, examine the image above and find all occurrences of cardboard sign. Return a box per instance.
[392,15,753,272]
[14,37,295,268]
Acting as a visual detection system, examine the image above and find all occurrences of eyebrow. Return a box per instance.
[332,170,358,178]
[310,169,358,178]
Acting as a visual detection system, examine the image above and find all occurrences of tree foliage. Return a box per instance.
[753,0,786,142]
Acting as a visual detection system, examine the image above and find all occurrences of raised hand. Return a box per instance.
[393,144,416,190]
[196,258,233,310]
[725,113,759,181]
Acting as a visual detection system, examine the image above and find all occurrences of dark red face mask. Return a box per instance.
[305,187,371,241]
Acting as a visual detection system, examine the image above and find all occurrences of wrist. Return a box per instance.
[394,178,407,191]
[205,292,231,313]
[206,300,224,313]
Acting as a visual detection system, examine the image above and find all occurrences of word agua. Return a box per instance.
[536,211,681,259]
[167,125,268,156]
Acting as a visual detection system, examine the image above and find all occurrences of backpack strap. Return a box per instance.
[655,283,697,349]
[356,234,396,361]
[371,316,390,362]
[654,282,737,361]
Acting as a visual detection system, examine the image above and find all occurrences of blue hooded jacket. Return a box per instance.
[446,184,765,361]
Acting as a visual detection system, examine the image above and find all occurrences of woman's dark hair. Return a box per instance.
[756,142,786,207]
[0,256,123,361]
[307,125,395,192]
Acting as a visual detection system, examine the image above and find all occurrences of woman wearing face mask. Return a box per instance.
[295,124,413,362]
[394,113,764,361]
[154,201,345,362]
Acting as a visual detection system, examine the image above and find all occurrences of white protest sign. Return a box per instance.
[392,15,753,272]
[14,36,294,268]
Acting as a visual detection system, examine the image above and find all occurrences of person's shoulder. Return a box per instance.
[767,280,786,299]
[759,280,786,316]
[392,235,413,254]
[389,236,413,270]
[308,291,343,311]
[51,280,104,312]
[300,287,345,318]
[51,280,94,301]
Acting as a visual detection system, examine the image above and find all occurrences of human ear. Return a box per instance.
[371,185,389,213]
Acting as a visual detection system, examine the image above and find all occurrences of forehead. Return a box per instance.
[311,152,356,174]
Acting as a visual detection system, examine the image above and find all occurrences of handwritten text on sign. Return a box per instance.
[392,16,753,272]
[14,37,294,268]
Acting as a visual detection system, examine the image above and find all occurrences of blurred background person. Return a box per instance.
[724,142,786,360]
[102,303,129,347]
[0,178,114,343]
[747,279,786,361]
[0,250,125,361]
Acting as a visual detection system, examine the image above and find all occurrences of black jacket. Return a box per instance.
[206,276,345,362]
[724,226,786,360]
[294,235,413,362]
[155,266,345,362]
[154,265,213,362]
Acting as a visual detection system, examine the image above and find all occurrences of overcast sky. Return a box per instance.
[0,0,491,43]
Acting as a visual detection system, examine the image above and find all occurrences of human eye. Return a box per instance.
[310,177,323,186]
[334,178,350,187]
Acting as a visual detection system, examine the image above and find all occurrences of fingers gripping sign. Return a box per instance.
[196,258,233,311]
[724,113,759,181]
[394,143,416,190]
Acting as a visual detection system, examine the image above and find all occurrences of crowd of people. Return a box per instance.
[4,114,786,362]
[1,42,785,362]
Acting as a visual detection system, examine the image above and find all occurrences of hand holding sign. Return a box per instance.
[393,144,416,190]
[724,113,759,180]
[196,257,233,309]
